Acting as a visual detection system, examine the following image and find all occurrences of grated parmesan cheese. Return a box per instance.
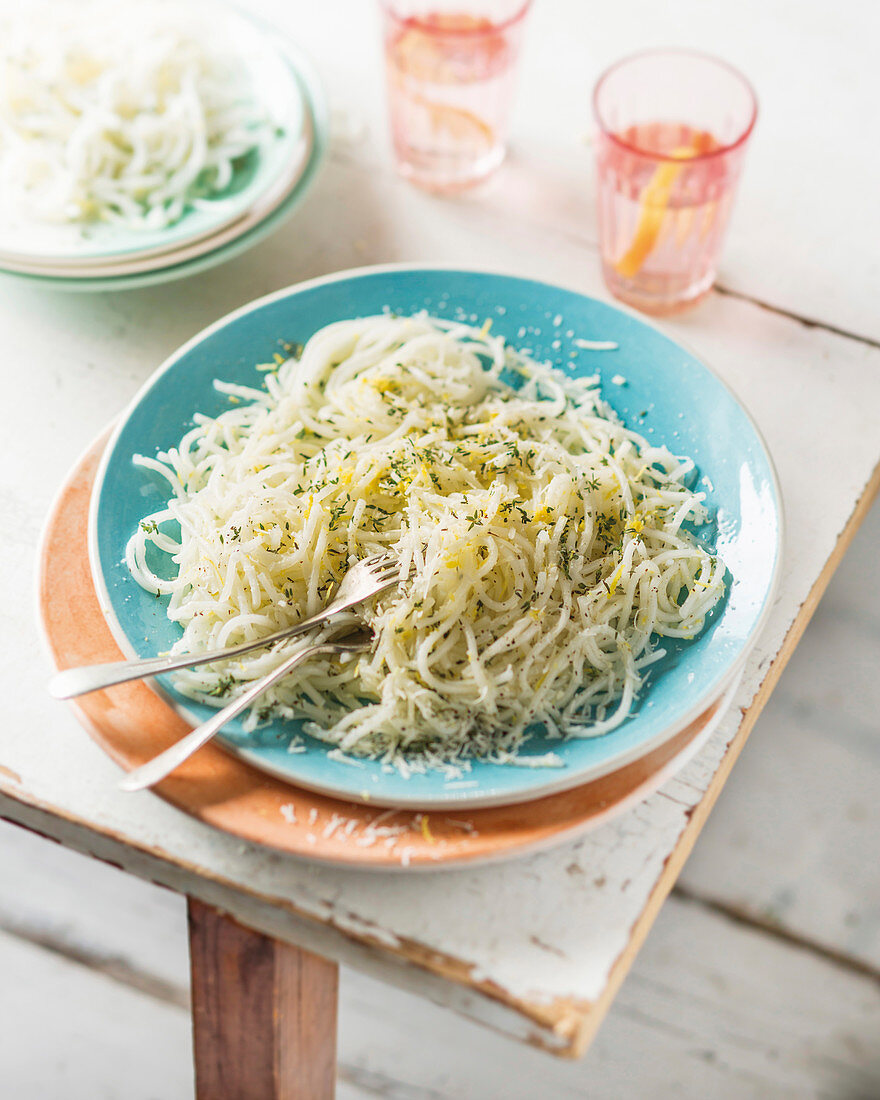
[574,338,619,352]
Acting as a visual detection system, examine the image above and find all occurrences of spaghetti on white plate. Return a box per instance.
[127,314,725,771]
[0,1,275,230]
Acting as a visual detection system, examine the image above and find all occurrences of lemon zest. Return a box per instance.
[614,142,708,279]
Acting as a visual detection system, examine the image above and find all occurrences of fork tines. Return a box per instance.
[364,552,412,583]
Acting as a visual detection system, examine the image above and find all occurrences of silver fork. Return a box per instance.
[118,629,373,792]
[50,552,401,700]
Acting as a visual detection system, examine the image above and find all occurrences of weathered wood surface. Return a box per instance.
[189,899,338,1100]
[680,500,880,970]
[3,263,876,1049]
[2,830,879,1099]
[0,925,194,1100]
[0,0,878,1062]
[3,499,879,1095]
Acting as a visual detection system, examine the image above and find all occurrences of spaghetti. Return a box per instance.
[0,1,274,229]
[127,314,725,768]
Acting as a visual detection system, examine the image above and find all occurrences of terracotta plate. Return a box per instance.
[38,437,737,869]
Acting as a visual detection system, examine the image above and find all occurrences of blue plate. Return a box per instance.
[90,267,783,808]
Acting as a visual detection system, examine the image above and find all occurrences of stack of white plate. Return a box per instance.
[0,7,326,292]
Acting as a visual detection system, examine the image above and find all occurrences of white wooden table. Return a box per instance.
[1,1,878,1095]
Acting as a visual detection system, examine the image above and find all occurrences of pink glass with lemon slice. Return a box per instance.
[381,1,531,192]
[593,50,757,315]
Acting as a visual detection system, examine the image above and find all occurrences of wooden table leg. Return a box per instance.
[188,898,339,1100]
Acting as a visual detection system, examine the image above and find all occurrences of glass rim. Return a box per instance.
[378,0,533,35]
[592,47,758,163]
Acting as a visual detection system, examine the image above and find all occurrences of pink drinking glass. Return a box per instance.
[593,49,757,316]
[379,0,532,193]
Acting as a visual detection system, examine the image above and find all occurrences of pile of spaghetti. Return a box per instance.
[128,314,725,768]
[0,1,273,229]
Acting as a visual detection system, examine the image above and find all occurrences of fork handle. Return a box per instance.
[50,566,397,700]
[48,582,381,701]
[48,619,320,700]
[118,638,353,792]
